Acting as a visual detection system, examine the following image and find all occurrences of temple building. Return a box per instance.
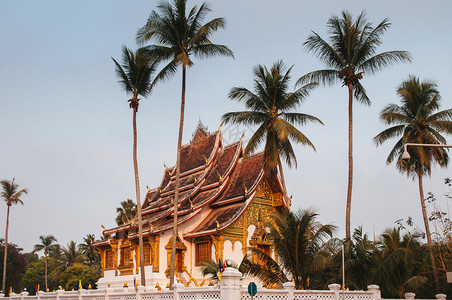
[93,123,290,288]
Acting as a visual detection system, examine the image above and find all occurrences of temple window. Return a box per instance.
[143,243,151,265]
[120,246,133,267]
[195,241,211,266]
[105,249,114,270]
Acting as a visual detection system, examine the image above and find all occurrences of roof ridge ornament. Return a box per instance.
[164,163,173,176]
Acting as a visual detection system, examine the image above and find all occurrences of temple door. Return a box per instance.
[176,250,183,273]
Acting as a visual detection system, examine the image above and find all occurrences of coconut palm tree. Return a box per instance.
[342,226,378,290]
[299,10,412,240]
[1,179,27,293]
[222,61,322,175]
[240,208,336,289]
[61,241,85,268]
[136,0,233,286]
[79,234,99,267]
[112,46,157,286]
[115,199,137,226]
[33,235,57,291]
[373,228,426,298]
[374,75,452,292]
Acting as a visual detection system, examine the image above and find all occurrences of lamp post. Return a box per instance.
[402,143,452,161]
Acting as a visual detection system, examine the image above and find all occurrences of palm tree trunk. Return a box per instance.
[44,253,48,291]
[2,205,10,294]
[417,169,440,292]
[133,106,146,286]
[170,65,186,288]
[346,83,353,240]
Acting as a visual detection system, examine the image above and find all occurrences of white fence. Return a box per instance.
[0,268,447,300]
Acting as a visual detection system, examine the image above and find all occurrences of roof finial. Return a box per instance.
[101,224,106,231]
[147,185,150,192]
[218,120,224,132]
[203,154,208,164]
[164,163,173,176]
[244,183,248,194]
[216,171,222,181]
[215,219,220,230]
[240,131,245,143]
[189,199,194,210]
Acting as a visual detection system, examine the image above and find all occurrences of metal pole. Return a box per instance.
[342,244,345,290]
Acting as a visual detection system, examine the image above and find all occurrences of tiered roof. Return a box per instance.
[100,123,288,241]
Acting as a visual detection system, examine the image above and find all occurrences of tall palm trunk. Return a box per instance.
[170,66,186,288]
[2,205,10,294]
[44,252,48,291]
[346,83,354,240]
[133,104,146,286]
[417,168,440,292]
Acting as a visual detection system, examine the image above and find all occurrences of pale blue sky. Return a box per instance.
[1,0,451,252]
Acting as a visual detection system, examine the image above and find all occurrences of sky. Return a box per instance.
[1,0,452,253]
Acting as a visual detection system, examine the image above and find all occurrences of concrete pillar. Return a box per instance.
[220,267,242,300]
[328,283,340,300]
[282,282,295,300]
[405,292,415,300]
[136,285,145,300]
[172,283,184,300]
[367,285,381,300]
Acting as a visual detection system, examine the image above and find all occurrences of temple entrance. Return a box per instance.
[176,249,183,273]
[165,234,187,278]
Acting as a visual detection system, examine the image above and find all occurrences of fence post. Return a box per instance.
[436,294,446,300]
[56,288,64,300]
[328,284,340,300]
[404,292,415,300]
[104,287,110,300]
[37,290,46,300]
[367,285,380,300]
[172,283,184,300]
[220,267,242,300]
[78,288,87,300]
[283,282,295,300]
[20,290,29,300]
[136,285,145,300]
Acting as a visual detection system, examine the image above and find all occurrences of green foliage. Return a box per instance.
[0,242,28,295]
[79,234,100,269]
[136,0,234,82]
[115,199,137,226]
[374,75,452,176]
[240,208,336,289]
[59,263,100,291]
[22,257,60,294]
[61,241,85,268]
[373,228,428,298]
[222,61,322,174]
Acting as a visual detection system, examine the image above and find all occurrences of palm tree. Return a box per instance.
[136,0,233,287]
[299,10,412,240]
[112,46,157,286]
[61,241,84,268]
[374,75,452,292]
[342,226,378,290]
[374,228,426,298]
[79,234,99,267]
[240,208,336,289]
[33,235,57,291]
[115,199,137,226]
[222,61,322,175]
[1,179,27,293]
